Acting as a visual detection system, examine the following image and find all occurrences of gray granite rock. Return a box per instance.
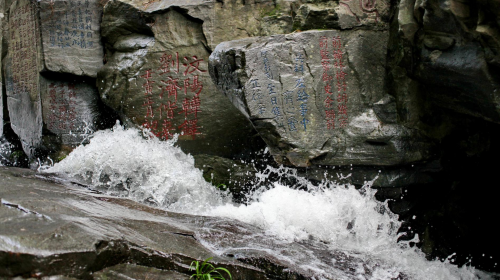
[39,0,105,78]
[4,0,44,158]
[0,0,4,138]
[337,0,391,30]
[93,264,189,280]
[209,30,433,167]
[395,0,500,123]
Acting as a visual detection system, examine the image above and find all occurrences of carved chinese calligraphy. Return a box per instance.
[40,0,104,77]
[137,53,207,140]
[210,30,431,167]
[320,35,349,130]
[4,0,105,158]
[4,0,43,158]
[41,79,100,145]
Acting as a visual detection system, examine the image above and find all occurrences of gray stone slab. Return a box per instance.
[4,0,44,158]
[41,78,100,145]
[93,264,189,280]
[39,0,104,78]
[1,0,5,137]
[0,166,294,279]
[209,30,433,167]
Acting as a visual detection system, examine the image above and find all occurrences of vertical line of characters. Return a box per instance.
[320,35,348,130]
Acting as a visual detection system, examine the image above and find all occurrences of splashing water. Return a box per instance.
[43,123,480,280]
[44,123,229,213]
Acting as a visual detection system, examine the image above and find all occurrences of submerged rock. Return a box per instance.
[209,30,434,168]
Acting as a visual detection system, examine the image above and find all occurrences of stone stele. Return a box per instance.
[209,30,433,167]
[4,0,44,158]
[39,0,105,78]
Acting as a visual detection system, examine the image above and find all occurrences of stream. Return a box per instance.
[38,123,485,280]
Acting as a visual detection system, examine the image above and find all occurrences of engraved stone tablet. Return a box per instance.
[39,0,104,77]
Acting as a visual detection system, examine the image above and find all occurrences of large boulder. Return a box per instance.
[209,30,433,167]
[2,0,110,159]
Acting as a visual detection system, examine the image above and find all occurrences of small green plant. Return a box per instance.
[216,183,227,190]
[189,257,232,280]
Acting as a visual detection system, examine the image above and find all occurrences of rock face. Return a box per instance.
[395,0,500,123]
[2,0,108,159]
[3,0,43,158]
[209,30,433,167]
[0,0,4,138]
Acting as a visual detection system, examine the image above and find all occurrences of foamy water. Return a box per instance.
[43,123,480,280]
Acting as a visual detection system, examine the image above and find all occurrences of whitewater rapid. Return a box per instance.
[43,123,480,280]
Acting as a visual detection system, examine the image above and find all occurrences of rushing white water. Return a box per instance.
[43,123,480,280]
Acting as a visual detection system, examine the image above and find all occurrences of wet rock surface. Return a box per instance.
[0,166,411,279]
[39,0,105,78]
[394,0,500,123]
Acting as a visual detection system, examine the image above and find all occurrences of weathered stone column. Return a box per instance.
[0,0,4,138]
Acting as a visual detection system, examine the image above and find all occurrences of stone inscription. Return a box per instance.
[246,37,348,133]
[320,35,348,130]
[44,0,96,49]
[338,0,389,28]
[40,0,104,77]
[8,0,39,100]
[248,50,312,133]
[42,79,99,144]
[46,82,78,132]
[140,52,206,140]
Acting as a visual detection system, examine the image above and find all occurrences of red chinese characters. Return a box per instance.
[320,35,348,130]
[47,82,78,132]
[139,52,205,140]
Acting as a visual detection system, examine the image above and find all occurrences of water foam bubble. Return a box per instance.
[44,122,230,213]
